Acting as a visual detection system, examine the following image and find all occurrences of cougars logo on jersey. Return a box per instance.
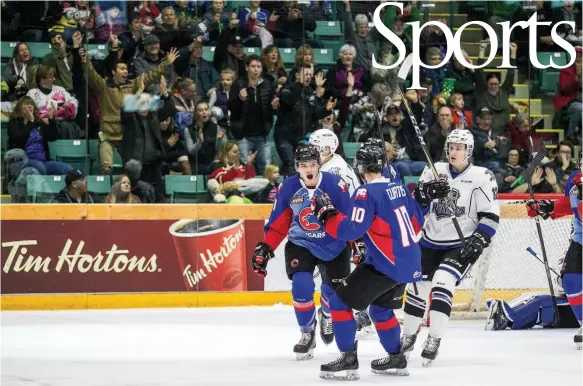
[299,207,320,231]
[433,188,466,220]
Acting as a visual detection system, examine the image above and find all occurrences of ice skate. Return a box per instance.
[485,299,510,331]
[575,327,582,350]
[355,310,374,336]
[294,329,316,360]
[317,307,334,345]
[421,335,441,367]
[371,352,409,376]
[400,331,419,360]
[319,341,359,381]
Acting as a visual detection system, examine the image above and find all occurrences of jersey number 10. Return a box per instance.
[350,206,420,247]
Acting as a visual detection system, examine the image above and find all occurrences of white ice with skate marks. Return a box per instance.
[2,306,581,386]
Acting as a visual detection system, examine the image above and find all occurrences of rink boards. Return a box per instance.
[0,201,569,311]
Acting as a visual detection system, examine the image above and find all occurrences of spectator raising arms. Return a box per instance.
[553,46,582,144]
[325,44,369,100]
[228,54,278,175]
[184,100,227,175]
[74,31,180,175]
[43,33,74,92]
[7,96,73,176]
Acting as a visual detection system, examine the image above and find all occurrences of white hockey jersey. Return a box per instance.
[320,154,360,195]
[419,162,500,249]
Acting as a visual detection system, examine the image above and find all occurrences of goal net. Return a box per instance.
[451,194,573,316]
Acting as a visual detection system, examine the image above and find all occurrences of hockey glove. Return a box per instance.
[460,230,491,264]
[571,171,582,200]
[525,199,554,219]
[312,193,339,226]
[251,242,274,277]
[414,180,450,206]
[351,239,366,265]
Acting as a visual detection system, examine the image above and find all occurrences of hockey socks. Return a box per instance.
[320,282,333,318]
[370,306,401,353]
[292,272,316,332]
[329,292,356,351]
[403,281,431,335]
[429,270,457,339]
[563,273,583,324]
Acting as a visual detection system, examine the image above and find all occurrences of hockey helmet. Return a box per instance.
[309,128,339,156]
[363,137,384,150]
[294,144,321,166]
[445,129,474,159]
[355,145,384,175]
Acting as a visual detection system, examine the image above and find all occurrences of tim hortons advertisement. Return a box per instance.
[0,219,266,294]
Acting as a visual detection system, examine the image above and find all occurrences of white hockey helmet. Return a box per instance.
[309,128,339,156]
[445,129,474,160]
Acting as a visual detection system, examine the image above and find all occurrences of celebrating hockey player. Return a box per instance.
[525,166,582,348]
[251,144,353,360]
[311,145,425,380]
[361,138,401,183]
[308,128,367,344]
[401,129,500,365]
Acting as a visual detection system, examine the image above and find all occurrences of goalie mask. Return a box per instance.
[295,144,321,187]
[445,129,474,165]
[309,128,339,159]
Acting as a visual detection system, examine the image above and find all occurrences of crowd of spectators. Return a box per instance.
[1,0,581,203]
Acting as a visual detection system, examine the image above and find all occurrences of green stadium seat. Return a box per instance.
[313,48,336,67]
[537,52,567,67]
[88,139,100,174]
[113,148,123,174]
[343,142,361,165]
[315,21,342,39]
[86,175,111,201]
[203,46,215,62]
[48,140,88,172]
[403,176,420,187]
[86,43,109,59]
[26,174,66,203]
[322,40,342,56]
[27,42,53,59]
[244,46,260,56]
[540,71,561,94]
[280,48,296,65]
[165,175,207,203]
[1,41,17,60]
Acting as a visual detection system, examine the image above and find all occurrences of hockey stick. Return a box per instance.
[525,148,561,326]
[396,55,465,245]
[526,247,561,277]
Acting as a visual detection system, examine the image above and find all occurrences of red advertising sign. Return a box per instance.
[1,219,265,294]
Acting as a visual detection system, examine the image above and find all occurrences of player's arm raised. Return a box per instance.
[252,186,293,276]
[312,188,374,241]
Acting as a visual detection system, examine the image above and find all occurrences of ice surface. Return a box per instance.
[1,306,581,386]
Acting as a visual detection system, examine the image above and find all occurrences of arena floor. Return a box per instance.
[2,306,581,386]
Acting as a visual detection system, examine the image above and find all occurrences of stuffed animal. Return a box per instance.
[207,179,241,203]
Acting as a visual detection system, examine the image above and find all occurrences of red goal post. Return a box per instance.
[451,193,573,316]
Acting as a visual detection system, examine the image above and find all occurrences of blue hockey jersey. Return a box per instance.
[264,172,353,261]
[323,178,425,283]
[566,169,582,245]
[383,164,401,183]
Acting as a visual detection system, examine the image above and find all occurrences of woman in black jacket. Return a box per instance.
[7,96,72,175]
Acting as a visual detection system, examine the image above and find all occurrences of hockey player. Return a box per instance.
[525,167,582,348]
[361,137,401,183]
[309,128,371,344]
[311,145,426,380]
[401,129,500,365]
[251,144,353,360]
[485,292,580,331]
[309,128,360,195]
